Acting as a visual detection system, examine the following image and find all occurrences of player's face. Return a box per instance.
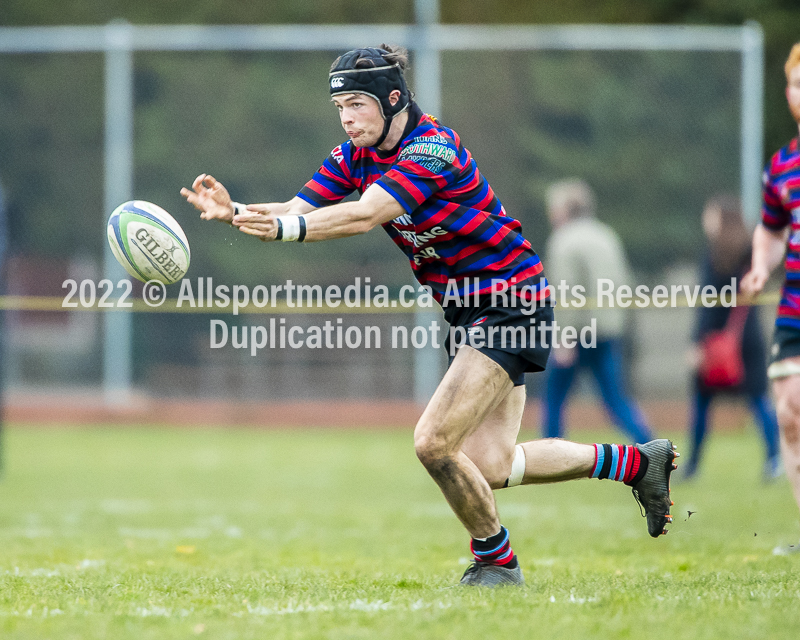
[332,94,385,147]
[702,205,722,241]
[547,205,569,229]
[787,64,800,125]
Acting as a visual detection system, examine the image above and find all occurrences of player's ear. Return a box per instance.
[388,90,401,107]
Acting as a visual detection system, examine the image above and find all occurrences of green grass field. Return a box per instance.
[0,425,799,639]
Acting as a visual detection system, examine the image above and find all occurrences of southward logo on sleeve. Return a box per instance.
[330,76,345,89]
[399,135,456,174]
[400,139,456,163]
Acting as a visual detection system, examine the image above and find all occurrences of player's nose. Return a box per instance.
[340,109,354,125]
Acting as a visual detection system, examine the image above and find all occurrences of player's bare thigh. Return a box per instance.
[414,346,515,464]
[461,386,526,489]
[772,356,800,448]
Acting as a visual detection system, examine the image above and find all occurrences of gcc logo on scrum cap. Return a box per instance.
[330,76,345,89]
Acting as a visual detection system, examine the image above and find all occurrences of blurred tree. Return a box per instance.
[442,49,739,267]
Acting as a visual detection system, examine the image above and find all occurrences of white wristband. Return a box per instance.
[231,202,246,217]
[277,215,301,242]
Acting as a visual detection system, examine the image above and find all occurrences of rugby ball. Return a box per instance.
[107,200,190,284]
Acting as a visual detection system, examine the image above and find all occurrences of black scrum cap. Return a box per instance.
[329,48,411,146]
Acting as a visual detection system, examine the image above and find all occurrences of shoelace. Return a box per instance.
[631,488,646,518]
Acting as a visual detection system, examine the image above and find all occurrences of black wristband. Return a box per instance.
[276,219,283,241]
[297,216,307,243]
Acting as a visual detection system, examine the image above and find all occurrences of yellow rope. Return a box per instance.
[0,291,783,314]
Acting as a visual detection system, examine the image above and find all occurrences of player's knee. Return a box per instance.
[414,433,443,467]
[415,439,459,483]
[414,431,452,471]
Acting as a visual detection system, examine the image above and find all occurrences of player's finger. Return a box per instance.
[182,191,203,210]
[202,174,217,189]
[232,212,269,223]
[240,220,277,234]
[192,174,207,192]
[200,209,228,221]
[237,225,271,241]
[233,220,271,233]
[180,187,202,201]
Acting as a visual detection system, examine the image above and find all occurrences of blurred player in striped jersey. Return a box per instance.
[182,44,678,586]
[741,43,800,555]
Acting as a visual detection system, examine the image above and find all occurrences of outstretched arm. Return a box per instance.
[234,184,405,243]
[180,174,316,224]
[740,224,788,300]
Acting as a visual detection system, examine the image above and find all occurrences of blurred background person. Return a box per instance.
[541,179,654,444]
[684,195,780,480]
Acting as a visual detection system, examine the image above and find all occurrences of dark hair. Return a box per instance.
[330,44,409,73]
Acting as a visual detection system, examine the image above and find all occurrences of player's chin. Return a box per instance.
[350,135,380,148]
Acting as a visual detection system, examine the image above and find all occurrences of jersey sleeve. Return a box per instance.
[297,144,357,207]
[761,162,790,230]
[375,136,462,214]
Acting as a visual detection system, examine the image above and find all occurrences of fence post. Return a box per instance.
[102,20,134,405]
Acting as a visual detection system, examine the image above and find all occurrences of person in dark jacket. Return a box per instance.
[685,195,781,480]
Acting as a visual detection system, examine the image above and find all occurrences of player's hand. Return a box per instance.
[180,174,235,223]
[232,204,281,242]
[740,266,769,303]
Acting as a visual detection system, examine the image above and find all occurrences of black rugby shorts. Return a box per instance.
[769,325,800,365]
[443,299,554,386]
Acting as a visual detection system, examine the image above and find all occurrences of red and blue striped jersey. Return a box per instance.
[297,106,549,306]
[762,136,800,329]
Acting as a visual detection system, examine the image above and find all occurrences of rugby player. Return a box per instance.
[181,45,678,586]
[741,43,800,554]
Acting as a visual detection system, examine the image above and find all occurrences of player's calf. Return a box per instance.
[497,439,679,537]
[459,443,518,490]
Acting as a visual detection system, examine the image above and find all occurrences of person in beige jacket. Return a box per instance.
[542,179,654,444]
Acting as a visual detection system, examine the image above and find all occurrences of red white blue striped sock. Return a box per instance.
[591,444,648,485]
[471,525,517,568]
